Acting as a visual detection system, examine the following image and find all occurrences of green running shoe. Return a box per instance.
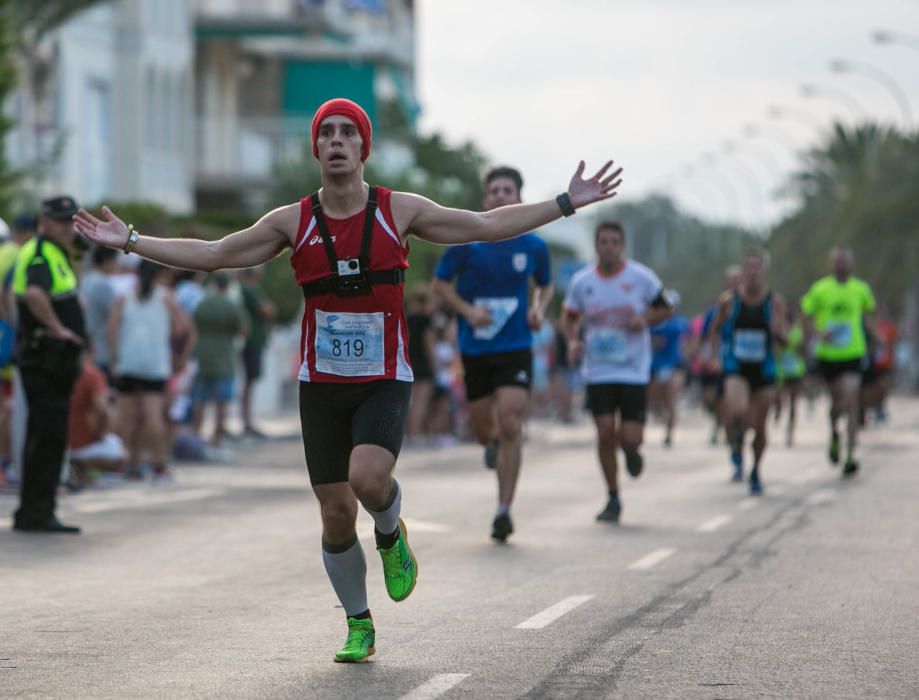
[334,618,375,663]
[828,433,840,465]
[377,518,418,602]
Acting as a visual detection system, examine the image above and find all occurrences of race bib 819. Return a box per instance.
[314,310,385,377]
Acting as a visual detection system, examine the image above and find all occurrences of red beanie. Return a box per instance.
[311,98,372,163]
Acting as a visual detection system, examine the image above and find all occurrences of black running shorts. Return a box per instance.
[586,383,647,423]
[461,349,533,402]
[299,380,412,486]
[726,363,775,392]
[818,358,864,384]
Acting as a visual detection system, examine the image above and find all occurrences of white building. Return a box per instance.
[5,1,195,212]
[4,0,417,214]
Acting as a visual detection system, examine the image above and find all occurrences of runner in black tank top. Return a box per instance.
[709,249,788,495]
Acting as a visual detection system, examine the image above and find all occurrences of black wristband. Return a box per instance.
[556,192,576,217]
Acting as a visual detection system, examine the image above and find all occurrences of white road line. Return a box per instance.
[401,518,452,534]
[515,595,594,629]
[737,499,759,511]
[627,547,676,571]
[400,673,470,700]
[697,514,733,533]
[74,488,221,514]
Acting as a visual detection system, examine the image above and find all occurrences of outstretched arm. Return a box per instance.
[393,161,622,245]
[73,204,298,272]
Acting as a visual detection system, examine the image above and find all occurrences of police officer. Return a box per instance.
[11,196,85,533]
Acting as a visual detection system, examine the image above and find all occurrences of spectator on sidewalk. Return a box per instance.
[109,260,190,482]
[405,284,436,444]
[192,272,246,445]
[81,246,119,382]
[237,267,276,438]
[0,214,35,486]
[67,352,126,488]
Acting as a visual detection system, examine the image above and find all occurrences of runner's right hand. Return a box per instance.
[73,206,130,250]
[466,306,494,328]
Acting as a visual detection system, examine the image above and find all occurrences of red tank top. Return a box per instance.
[290,186,413,384]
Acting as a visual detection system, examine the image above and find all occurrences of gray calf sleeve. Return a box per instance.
[365,479,401,535]
[321,534,368,617]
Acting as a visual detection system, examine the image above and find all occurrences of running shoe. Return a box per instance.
[828,433,840,465]
[730,449,743,483]
[624,449,643,478]
[842,457,859,478]
[749,471,763,496]
[484,440,498,470]
[334,618,375,663]
[596,496,622,523]
[377,518,418,602]
[491,512,514,542]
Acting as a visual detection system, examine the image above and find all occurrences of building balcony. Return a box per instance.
[195,115,313,187]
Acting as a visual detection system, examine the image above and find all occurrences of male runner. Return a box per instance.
[431,166,553,543]
[649,299,689,447]
[708,249,787,494]
[562,221,671,522]
[801,247,876,476]
[74,98,622,663]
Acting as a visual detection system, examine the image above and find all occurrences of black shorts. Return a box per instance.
[461,349,532,402]
[586,383,647,423]
[116,375,166,393]
[726,364,775,392]
[299,379,411,486]
[242,342,264,381]
[819,358,864,384]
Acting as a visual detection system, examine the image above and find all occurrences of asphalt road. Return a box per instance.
[3,396,918,699]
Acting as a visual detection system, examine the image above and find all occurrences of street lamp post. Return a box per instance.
[829,59,913,131]
[873,30,919,51]
[800,83,867,121]
[766,104,827,134]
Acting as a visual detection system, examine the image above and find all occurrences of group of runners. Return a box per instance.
[73,98,883,664]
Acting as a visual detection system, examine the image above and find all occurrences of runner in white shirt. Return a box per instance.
[562,221,673,523]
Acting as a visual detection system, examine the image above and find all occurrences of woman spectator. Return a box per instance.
[404,285,436,444]
[108,260,191,481]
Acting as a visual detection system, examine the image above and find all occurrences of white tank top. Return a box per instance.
[115,286,171,381]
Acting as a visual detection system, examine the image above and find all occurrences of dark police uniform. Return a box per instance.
[11,197,86,532]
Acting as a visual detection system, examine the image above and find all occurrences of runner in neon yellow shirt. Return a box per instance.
[800,247,876,475]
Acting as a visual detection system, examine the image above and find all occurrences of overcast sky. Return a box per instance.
[415,0,919,231]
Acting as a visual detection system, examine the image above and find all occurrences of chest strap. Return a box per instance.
[301,268,405,298]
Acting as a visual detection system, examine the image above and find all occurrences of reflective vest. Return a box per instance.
[12,237,78,299]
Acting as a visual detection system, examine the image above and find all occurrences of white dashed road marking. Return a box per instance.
[697,514,733,533]
[400,674,470,700]
[516,595,595,629]
[627,547,677,571]
[737,499,759,511]
[74,488,222,514]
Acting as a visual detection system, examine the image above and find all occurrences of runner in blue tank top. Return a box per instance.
[433,166,553,543]
[708,249,787,495]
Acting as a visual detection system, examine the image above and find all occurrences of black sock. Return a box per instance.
[374,527,399,550]
[349,609,372,621]
[608,489,619,501]
[750,466,760,481]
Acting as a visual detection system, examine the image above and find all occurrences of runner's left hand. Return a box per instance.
[567,161,623,210]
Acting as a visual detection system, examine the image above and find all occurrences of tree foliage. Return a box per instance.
[767,125,919,314]
[596,195,756,314]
